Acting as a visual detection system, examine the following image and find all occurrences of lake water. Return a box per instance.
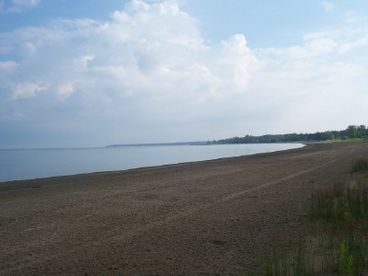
[0,143,304,182]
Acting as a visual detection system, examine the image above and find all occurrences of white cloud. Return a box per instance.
[252,18,368,133]
[0,0,260,144]
[0,0,368,145]
[0,0,41,12]
[12,0,40,7]
[12,82,48,99]
[321,1,335,12]
[57,82,74,100]
[1,0,257,104]
[0,61,18,74]
[264,33,337,61]
[0,61,18,98]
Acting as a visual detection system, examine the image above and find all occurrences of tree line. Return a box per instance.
[213,125,368,144]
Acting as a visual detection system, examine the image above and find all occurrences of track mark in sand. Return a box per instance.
[220,148,355,203]
[0,147,356,273]
[150,147,356,223]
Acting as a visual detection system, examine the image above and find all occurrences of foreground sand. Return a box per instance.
[1,142,367,275]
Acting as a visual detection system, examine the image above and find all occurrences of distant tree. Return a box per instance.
[357,125,367,138]
[347,125,358,138]
[213,125,368,144]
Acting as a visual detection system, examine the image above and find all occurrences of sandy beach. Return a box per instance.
[0,142,367,275]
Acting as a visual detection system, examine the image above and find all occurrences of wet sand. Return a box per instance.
[1,142,367,275]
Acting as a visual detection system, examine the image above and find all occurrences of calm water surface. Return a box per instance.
[0,143,304,182]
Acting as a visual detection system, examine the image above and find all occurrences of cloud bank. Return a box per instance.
[0,0,368,147]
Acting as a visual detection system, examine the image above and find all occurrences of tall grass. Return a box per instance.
[260,246,306,276]
[352,159,368,173]
[258,159,368,275]
[259,234,368,275]
[336,234,368,276]
[310,185,368,226]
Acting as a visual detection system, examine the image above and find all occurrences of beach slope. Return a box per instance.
[1,142,367,275]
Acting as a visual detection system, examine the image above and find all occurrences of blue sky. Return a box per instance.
[1,0,368,147]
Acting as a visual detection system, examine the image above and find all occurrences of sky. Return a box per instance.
[1,0,368,148]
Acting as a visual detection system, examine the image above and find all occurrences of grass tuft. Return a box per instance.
[260,246,307,276]
[310,185,368,227]
[352,159,368,173]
